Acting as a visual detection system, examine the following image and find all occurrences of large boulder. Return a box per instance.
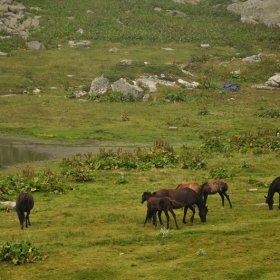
[89,76,110,95]
[227,0,280,27]
[111,78,144,100]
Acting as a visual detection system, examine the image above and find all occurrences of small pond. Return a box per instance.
[0,136,137,169]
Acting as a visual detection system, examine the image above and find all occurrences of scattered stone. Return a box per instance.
[0,51,7,56]
[121,59,132,65]
[201,44,211,48]
[169,126,178,130]
[109,47,118,53]
[86,10,94,14]
[77,28,84,34]
[143,93,150,102]
[242,53,263,63]
[68,40,91,48]
[178,79,199,89]
[161,47,174,51]
[33,88,41,94]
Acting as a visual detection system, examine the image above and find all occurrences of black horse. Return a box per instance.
[16,192,34,229]
[152,188,208,223]
[265,176,280,210]
[141,191,183,229]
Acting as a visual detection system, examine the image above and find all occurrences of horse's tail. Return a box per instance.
[200,182,207,195]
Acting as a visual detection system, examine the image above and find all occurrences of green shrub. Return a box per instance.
[0,240,47,265]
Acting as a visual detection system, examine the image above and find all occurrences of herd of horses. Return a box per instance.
[141,176,280,230]
[12,176,280,230]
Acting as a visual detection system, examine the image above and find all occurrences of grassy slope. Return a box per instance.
[1,0,280,279]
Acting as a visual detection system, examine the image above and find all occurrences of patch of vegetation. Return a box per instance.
[0,240,47,265]
[0,169,72,199]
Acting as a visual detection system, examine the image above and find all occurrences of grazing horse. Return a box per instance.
[141,191,183,229]
[16,192,34,229]
[200,180,232,208]
[265,176,280,210]
[152,188,208,223]
[176,182,203,196]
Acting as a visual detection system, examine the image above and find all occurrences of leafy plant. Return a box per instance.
[0,169,72,198]
[209,168,235,179]
[0,240,47,265]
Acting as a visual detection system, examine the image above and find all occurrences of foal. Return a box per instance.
[201,180,232,208]
[16,192,34,229]
[141,191,182,229]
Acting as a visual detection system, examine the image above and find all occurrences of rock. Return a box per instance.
[178,79,199,89]
[0,51,7,56]
[109,47,118,53]
[0,0,40,38]
[68,40,91,48]
[201,44,211,48]
[121,59,132,65]
[265,74,280,87]
[89,76,110,95]
[111,78,144,100]
[143,93,150,102]
[26,41,46,50]
[242,53,263,64]
[227,0,280,27]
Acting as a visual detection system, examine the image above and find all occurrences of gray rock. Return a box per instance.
[227,0,280,27]
[265,74,280,87]
[111,78,144,100]
[68,40,91,48]
[89,76,110,95]
[26,41,46,50]
[143,93,150,102]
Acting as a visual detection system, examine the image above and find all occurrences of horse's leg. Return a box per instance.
[278,193,280,210]
[189,205,195,223]
[158,210,164,225]
[153,211,157,228]
[164,210,170,229]
[183,206,187,224]
[144,209,149,227]
[218,192,225,207]
[224,192,232,208]
[203,194,208,205]
[170,209,179,229]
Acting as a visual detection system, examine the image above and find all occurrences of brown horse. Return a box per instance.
[265,176,280,210]
[176,182,203,196]
[16,192,34,229]
[141,191,183,229]
[200,180,232,208]
[152,188,208,223]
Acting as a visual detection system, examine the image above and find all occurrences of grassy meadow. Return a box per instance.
[0,0,280,279]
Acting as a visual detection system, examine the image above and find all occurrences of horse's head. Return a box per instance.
[264,195,273,210]
[199,206,208,222]
[141,191,152,204]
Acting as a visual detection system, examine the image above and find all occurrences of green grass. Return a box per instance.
[1,0,280,279]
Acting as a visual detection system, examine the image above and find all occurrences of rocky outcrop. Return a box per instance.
[227,0,280,27]
[0,0,41,39]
